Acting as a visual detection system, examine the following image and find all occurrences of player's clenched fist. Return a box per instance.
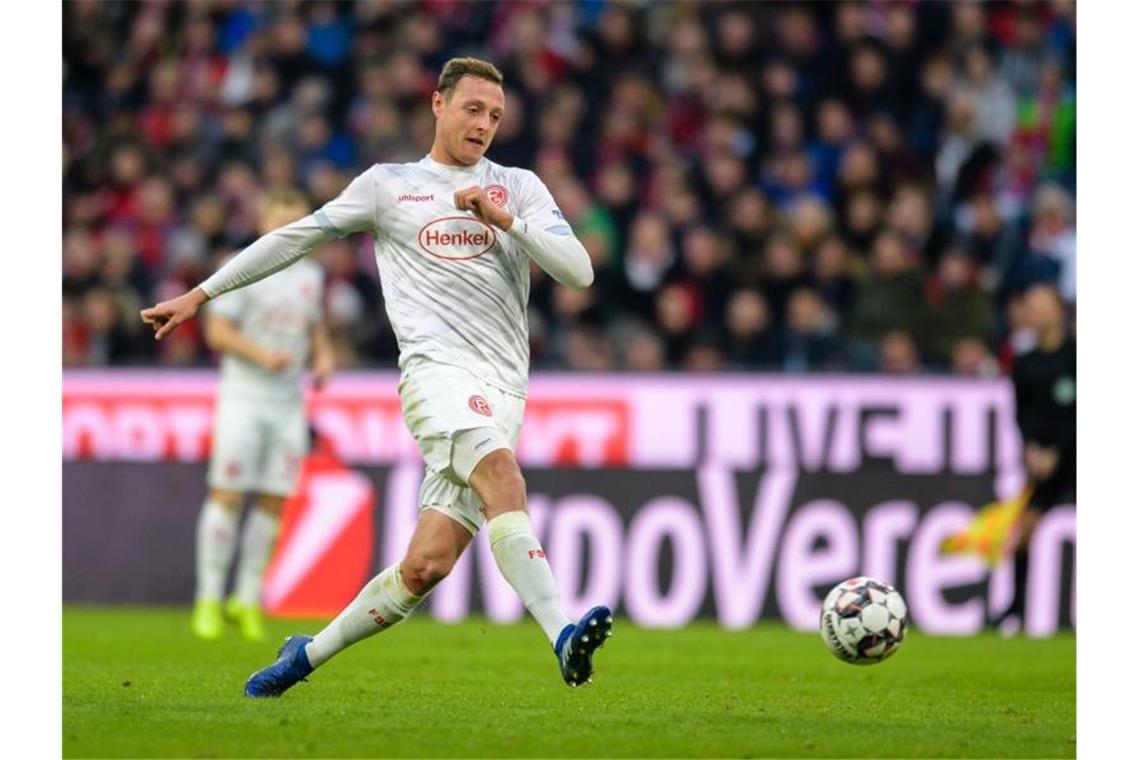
[140,287,209,340]
[454,186,513,231]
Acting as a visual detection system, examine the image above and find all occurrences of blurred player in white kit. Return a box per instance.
[141,58,612,695]
[192,188,335,643]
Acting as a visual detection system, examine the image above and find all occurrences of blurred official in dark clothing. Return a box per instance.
[995,284,1076,630]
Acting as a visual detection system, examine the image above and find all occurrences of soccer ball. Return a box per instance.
[819,576,908,665]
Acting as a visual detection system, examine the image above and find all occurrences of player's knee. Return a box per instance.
[471,450,526,501]
[209,489,244,510]
[401,552,455,595]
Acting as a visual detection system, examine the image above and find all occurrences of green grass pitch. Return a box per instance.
[63,606,1074,758]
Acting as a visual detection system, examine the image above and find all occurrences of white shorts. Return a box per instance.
[207,395,308,497]
[398,363,526,535]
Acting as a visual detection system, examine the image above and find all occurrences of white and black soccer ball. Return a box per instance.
[819,576,908,665]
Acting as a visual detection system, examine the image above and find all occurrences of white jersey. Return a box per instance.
[209,258,324,401]
[198,154,591,398]
[313,155,574,395]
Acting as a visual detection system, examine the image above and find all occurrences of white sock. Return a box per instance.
[233,508,281,606]
[487,511,572,645]
[304,563,424,668]
[195,499,240,602]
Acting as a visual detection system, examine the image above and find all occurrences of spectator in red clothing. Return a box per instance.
[131,177,178,271]
[103,143,150,227]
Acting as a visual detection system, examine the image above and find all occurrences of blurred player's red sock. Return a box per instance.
[233,508,280,606]
[487,511,572,645]
[195,499,240,602]
[304,563,423,667]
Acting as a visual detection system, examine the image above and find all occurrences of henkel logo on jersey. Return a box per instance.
[418,217,498,260]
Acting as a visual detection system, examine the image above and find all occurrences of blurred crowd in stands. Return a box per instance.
[63,0,1076,375]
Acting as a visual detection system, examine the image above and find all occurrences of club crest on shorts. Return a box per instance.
[484,184,508,207]
[468,395,492,416]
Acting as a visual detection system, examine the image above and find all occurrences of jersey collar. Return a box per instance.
[421,154,485,175]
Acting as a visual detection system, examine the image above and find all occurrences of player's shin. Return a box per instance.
[303,563,424,668]
[233,507,281,606]
[195,499,241,601]
[487,510,572,645]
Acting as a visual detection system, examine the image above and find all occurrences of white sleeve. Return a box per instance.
[507,171,594,289]
[312,168,376,238]
[198,170,377,299]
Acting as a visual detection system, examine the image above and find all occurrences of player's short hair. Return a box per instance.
[436,57,504,98]
[261,187,311,215]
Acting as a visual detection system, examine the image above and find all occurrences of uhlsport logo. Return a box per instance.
[484,184,508,207]
[418,217,497,260]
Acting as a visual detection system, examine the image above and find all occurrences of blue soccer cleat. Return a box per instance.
[554,605,613,687]
[244,635,314,698]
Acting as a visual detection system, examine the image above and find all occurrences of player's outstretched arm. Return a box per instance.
[141,170,376,340]
[139,217,333,340]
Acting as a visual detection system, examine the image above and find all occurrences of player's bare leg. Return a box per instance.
[471,449,572,643]
[470,448,612,687]
[226,494,285,642]
[244,509,471,697]
[191,489,244,640]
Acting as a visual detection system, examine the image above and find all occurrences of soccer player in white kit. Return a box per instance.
[191,188,334,643]
[141,58,613,695]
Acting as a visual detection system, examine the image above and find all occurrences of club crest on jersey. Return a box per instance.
[468,395,493,416]
[484,184,508,207]
[417,217,498,260]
